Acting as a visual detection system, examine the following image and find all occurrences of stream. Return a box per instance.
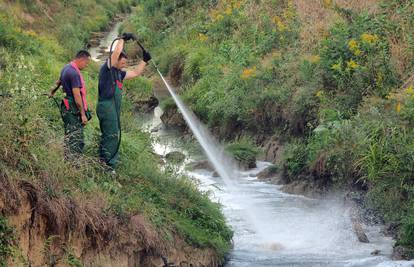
[90,21,414,267]
[140,109,413,267]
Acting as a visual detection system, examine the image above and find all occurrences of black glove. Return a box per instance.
[142,49,152,63]
[121,32,136,41]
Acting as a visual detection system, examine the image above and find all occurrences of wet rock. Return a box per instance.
[257,165,279,182]
[152,152,165,165]
[392,245,413,260]
[134,96,159,113]
[187,160,214,172]
[382,222,400,237]
[237,158,256,170]
[160,106,186,130]
[371,249,381,256]
[165,151,186,164]
[346,192,370,243]
[261,135,284,164]
[280,180,323,198]
[351,217,369,243]
[212,171,219,177]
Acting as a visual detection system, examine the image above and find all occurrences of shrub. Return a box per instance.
[225,137,260,169]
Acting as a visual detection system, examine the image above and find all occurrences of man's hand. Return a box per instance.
[81,114,88,126]
[49,79,61,98]
[121,32,136,41]
[143,49,152,63]
[48,90,56,98]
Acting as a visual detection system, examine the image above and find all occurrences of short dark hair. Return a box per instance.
[118,51,128,60]
[75,50,91,59]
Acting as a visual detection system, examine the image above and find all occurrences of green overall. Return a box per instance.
[97,83,122,168]
[60,97,84,156]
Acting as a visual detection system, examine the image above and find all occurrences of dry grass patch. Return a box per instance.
[294,0,379,52]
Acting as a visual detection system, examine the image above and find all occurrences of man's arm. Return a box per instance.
[125,61,147,80]
[72,88,87,125]
[108,39,125,69]
[49,79,61,98]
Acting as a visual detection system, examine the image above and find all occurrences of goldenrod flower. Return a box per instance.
[348,39,358,52]
[353,49,362,56]
[232,2,242,9]
[273,16,287,32]
[405,85,414,95]
[347,59,359,69]
[323,0,333,8]
[361,33,378,44]
[198,33,208,42]
[308,55,321,63]
[385,93,394,100]
[225,6,232,15]
[331,63,342,71]
[241,66,257,80]
[24,30,37,38]
[316,90,323,97]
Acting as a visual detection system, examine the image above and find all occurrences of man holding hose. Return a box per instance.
[97,32,151,170]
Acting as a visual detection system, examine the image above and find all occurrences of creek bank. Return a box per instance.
[1,174,221,267]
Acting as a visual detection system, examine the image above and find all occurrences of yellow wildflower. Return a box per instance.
[211,10,224,22]
[396,102,402,113]
[241,66,257,80]
[283,2,296,20]
[24,30,37,38]
[225,6,232,15]
[405,85,414,95]
[385,93,394,100]
[232,2,242,9]
[348,39,358,51]
[216,14,224,21]
[331,63,342,71]
[353,49,362,56]
[308,55,321,63]
[316,90,323,97]
[198,33,208,42]
[323,0,333,8]
[361,33,379,44]
[347,59,359,69]
[273,16,287,32]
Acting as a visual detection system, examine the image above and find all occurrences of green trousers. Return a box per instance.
[61,97,84,156]
[97,86,122,169]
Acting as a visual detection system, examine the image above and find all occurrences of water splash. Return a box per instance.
[155,68,272,242]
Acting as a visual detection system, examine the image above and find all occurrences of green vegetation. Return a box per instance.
[129,0,414,253]
[0,0,232,263]
[226,137,260,168]
[0,217,15,267]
